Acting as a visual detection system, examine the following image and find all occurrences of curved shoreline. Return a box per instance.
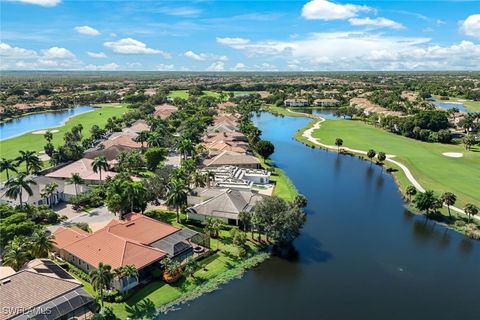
[282,108,473,219]
[0,106,97,141]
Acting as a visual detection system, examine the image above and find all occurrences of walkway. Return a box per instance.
[290,109,471,218]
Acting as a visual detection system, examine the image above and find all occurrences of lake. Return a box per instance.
[0,106,94,141]
[164,112,480,320]
[434,101,470,113]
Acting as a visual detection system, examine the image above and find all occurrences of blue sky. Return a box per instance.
[1,0,479,71]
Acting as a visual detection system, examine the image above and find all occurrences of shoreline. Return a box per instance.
[0,106,97,141]
[264,106,478,224]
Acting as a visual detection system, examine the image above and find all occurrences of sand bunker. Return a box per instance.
[32,129,59,135]
[442,152,463,158]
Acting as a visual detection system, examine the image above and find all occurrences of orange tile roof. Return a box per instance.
[154,104,178,119]
[52,226,89,249]
[46,158,117,181]
[60,228,166,269]
[106,213,179,245]
[101,134,142,149]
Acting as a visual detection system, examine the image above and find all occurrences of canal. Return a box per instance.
[164,112,480,320]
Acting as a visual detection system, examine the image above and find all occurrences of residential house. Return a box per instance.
[154,104,177,119]
[46,158,117,183]
[0,263,94,320]
[284,99,309,107]
[201,166,270,189]
[0,176,88,207]
[314,98,340,107]
[52,214,209,292]
[203,151,261,169]
[186,188,264,224]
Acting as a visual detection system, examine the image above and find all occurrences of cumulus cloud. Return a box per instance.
[460,14,480,38]
[42,47,75,59]
[184,50,228,61]
[216,37,251,47]
[83,63,119,71]
[157,64,175,71]
[104,38,170,57]
[217,32,480,70]
[87,51,107,58]
[231,63,247,71]
[74,26,101,36]
[0,42,38,59]
[302,0,372,21]
[8,0,61,7]
[207,61,225,71]
[348,17,404,30]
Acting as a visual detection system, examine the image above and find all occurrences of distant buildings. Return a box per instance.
[284,99,309,107]
[314,98,340,107]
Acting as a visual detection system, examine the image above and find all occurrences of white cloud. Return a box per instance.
[83,63,119,71]
[216,37,251,47]
[126,62,142,68]
[74,26,101,36]
[0,42,38,59]
[207,61,225,71]
[231,63,247,71]
[348,17,404,30]
[302,0,372,21]
[87,51,107,58]
[42,47,75,59]
[460,14,480,38]
[8,0,61,7]
[184,50,228,61]
[155,6,202,17]
[157,64,175,71]
[255,63,278,71]
[104,38,170,57]
[217,32,480,70]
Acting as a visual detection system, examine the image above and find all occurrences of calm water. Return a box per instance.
[434,101,470,113]
[165,113,480,320]
[0,106,94,140]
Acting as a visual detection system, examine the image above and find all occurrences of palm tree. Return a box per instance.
[183,257,199,279]
[0,158,18,180]
[367,149,376,166]
[125,181,147,214]
[135,131,150,150]
[2,237,29,271]
[464,203,478,223]
[377,152,386,171]
[41,182,59,208]
[30,230,55,258]
[405,185,417,202]
[334,138,343,152]
[191,172,206,188]
[92,156,109,182]
[69,173,84,196]
[441,192,456,216]
[5,173,36,206]
[206,171,215,188]
[177,138,194,160]
[16,150,42,174]
[204,217,222,238]
[166,179,189,223]
[89,263,113,307]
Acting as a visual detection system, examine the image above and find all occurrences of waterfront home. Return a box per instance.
[0,176,88,207]
[154,104,178,119]
[202,131,248,144]
[203,151,261,169]
[186,188,264,224]
[122,119,150,134]
[314,98,340,107]
[207,122,239,133]
[284,99,309,107]
[350,97,403,117]
[0,263,94,320]
[203,140,250,154]
[52,213,209,292]
[202,165,270,186]
[46,158,117,183]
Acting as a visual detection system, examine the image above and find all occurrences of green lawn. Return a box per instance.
[309,119,480,207]
[0,103,128,180]
[105,210,267,319]
[168,90,221,100]
[256,153,298,202]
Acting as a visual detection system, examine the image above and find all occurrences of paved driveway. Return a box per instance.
[49,206,115,233]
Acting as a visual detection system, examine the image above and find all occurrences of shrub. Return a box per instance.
[103,290,120,303]
[114,295,124,303]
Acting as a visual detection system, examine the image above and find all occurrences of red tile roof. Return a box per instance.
[46,158,117,181]
[52,226,89,249]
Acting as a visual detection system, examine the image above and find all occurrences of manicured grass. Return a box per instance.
[256,154,298,202]
[264,105,316,118]
[168,90,221,100]
[310,119,480,207]
[105,210,267,319]
[0,103,128,180]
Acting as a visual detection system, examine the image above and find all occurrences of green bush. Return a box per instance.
[114,295,124,303]
[103,290,120,302]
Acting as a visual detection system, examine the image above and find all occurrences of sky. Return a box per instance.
[0,0,479,71]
